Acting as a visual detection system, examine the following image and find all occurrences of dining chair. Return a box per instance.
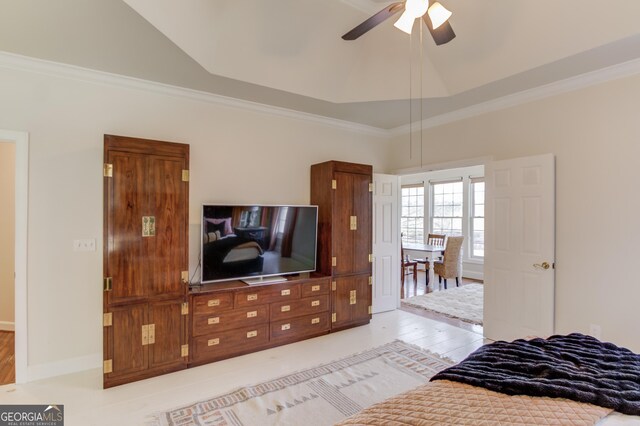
[411,234,447,284]
[433,236,464,289]
[400,239,417,295]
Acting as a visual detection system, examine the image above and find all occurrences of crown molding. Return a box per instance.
[0,51,389,138]
[389,57,640,136]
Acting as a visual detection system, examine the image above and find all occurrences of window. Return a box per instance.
[431,181,463,236]
[471,179,485,257]
[401,185,424,244]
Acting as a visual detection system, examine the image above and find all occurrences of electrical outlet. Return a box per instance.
[589,324,602,339]
[73,238,96,252]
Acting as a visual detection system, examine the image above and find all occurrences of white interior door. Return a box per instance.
[484,154,555,341]
[372,173,400,313]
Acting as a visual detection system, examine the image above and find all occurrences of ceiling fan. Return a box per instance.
[342,0,456,45]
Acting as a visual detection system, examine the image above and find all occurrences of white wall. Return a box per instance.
[389,73,640,352]
[401,165,484,280]
[0,64,389,378]
[0,142,15,329]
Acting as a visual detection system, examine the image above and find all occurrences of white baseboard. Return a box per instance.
[0,321,15,331]
[462,271,484,281]
[27,352,102,382]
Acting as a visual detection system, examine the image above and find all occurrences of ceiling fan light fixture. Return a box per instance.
[405,0,429,18]
[427,1,452,30]
[393,10,416,34]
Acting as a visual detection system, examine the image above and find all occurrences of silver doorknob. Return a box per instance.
[533,262,550,270]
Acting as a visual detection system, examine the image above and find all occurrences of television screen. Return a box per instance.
[201,205,318,283]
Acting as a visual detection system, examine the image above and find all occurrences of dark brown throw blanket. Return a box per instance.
[431,333,640,415]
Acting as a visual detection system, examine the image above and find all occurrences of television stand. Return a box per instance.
[243,275,287,285]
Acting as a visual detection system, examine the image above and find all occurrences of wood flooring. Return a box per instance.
[0,331,15,385]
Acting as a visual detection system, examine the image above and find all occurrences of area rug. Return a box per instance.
[151,340,453,426]
[402,283,484,325]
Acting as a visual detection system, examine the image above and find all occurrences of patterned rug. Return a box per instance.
[402,283,484,325]
[151,340,453,426]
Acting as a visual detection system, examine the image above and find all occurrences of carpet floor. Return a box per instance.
[401,283,483,325]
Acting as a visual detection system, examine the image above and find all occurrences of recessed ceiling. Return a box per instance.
[124,0,640,103]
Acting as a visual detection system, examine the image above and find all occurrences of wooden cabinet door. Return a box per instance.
[332,275,371,328]
[105,303,148,379]
[148,299,186,369]
[352,173,372,275]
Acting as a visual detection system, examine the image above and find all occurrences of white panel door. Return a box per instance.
[372,173,400,313]
[484,154,555,341]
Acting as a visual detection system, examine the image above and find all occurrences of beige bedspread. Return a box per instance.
[336,380,612,426]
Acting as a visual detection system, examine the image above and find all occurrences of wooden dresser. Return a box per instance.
[188,274,331,366]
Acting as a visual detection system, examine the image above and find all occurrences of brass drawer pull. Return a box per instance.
[247,330,257,338]
[247,294,258,301]
[311,285,320,292]
[281,305,291,312]
[246,311,257,318]
[281,323,291,331]
[311,317,320,324]
[208,317,220,325]
[311,300,320,307]
[207,299,220,307]
[281,289,291,296]
[208,338,220,346]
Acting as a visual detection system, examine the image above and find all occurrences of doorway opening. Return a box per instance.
[398,164,485,333]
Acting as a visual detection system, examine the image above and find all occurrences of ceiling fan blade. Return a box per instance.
[342,2,404,40]
[423,14,456,45]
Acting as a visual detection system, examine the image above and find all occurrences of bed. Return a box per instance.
[336,334,640,425]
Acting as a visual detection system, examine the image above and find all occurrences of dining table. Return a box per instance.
[403,242,446,287]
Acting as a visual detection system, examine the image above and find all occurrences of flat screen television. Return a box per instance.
[201,204,318,284]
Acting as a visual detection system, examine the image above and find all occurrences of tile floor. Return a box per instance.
[0,310,488,426]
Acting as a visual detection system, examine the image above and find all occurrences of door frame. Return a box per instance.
[0,129,29,384]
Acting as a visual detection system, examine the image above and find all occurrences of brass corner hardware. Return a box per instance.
[349,216,357,231]
[142,324,149,346]
[369,182,373,192]
[182,170,190,182]
[331,281,336,291]
[103,312,112,327]
[331,313,336,323]
[181,302,189,315]
[103,359,112,374]
[181,271,189,284]
[368,254,373,263]
[331,179,337,190]
[181,344,189,357]
[148,324,155,345]
[103,163,113,178]
[331,257,337,267]
[368,306,372,315]
[349,290,357,305]
[368,276,372,286]
[103,277,112,292]
[142,216,156,237]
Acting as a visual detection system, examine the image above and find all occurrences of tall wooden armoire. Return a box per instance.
[103,135,189,388]
[310,161,372,330]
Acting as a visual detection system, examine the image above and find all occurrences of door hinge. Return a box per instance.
[331,313,336,323]
[369,182,373,192]
[142,324,149,346]
[368,254,373,263]
[331,281,336,291]
[103,312,112,327]
[181,302,189,315]
[368,276,372,286]
[331,179,337,190]
[181,270,189,284]
[181,344,189,357]
[103,277,112,292]
[103,163,113,178]
[103,359,112,374]
[182,170,190,182]
[368,306,372,315]
[332,257,337,267]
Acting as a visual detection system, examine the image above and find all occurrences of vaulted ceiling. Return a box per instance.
[1,0,640,129]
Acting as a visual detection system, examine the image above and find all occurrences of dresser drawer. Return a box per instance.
[300,279,330,298]
[270,312,330,341]
[192,305,269,337]
[192,293,234,315]
[270,295,330,321]
[235,283,300,307]
[191,324,269,363]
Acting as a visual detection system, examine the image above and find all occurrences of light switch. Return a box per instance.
[73,239,96,252]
